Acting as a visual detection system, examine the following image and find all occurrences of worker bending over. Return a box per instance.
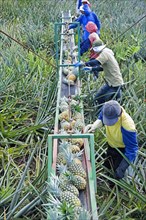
[85,100,138,180]
[75,39,123,111]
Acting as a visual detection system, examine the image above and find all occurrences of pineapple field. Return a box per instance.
[0,0,146,220]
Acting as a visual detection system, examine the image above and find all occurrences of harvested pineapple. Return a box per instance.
[67,72,76,81]
[57,152,66,165]
[60,120,71,131]
[75,119,84,130]
[70,175,86,190]
[60,191,81,207]
[58,110,69,121]
[70,145,80,153]
[62,67,69,75]
[60,184,79,197]
[68,163,86,179]
[71,138,84,148]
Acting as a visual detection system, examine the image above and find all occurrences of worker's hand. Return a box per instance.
[115,159,129,180]
[82,66,92,72]
[84,124,93,133]
[84,119,103,133]
[74,61,85,68]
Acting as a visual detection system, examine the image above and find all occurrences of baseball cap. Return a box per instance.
[102,100,122,126]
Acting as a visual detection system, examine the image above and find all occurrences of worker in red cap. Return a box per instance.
[85,100,138,180]
[80,21,100,58]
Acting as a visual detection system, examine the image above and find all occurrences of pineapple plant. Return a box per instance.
[73,112,82,120]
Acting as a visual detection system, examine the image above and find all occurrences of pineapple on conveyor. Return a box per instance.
[47,174,81,208]
[63,149,86,179]
[59,141,80,154]
[74,119,84,131]
[71,138,84,148]
[60,119,71,131]
[70,174,87,190]
[74,207,91,220]
[58,110,70,121]
[60,191,81,207]
[57,150,67,165]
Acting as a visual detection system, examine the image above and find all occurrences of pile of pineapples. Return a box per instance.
[46,140,91,219]
[59,96,84,132]
[62,32,79,85]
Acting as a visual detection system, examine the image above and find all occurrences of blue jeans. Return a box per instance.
[94,84,122,113]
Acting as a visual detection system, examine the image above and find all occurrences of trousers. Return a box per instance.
[104,146,125,171]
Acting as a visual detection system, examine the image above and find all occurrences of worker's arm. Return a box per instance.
[85,59,101,67]
[84,111,103,133]
[69,16,82,29]
[84,119,103,133]
[82,59,103,72]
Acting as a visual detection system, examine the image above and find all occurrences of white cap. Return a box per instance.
[82,0,90,3]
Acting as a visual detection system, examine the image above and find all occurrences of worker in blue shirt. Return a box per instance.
[69,4,101,41]
[85,100,138,180]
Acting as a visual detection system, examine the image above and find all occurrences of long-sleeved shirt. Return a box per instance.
[98,108,138,162]
[69,5,101,41]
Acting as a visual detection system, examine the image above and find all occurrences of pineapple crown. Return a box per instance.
[62,148,83,165]
[56,163,67,174]
[47,174,61,197]
[59,141,71,153]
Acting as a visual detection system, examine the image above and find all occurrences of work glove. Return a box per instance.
[84,119,103,133]
[115,158,129,180]
[74,61,85,68]
[82,66,92,72]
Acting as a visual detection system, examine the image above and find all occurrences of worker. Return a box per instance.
[74,39,124,110]
[76,0,91,14]
[85,100,138,180]
[80,21,100,58]
[69,4,101,41]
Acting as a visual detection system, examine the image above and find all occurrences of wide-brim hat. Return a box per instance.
[102,100,122,126]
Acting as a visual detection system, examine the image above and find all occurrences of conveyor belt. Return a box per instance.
[48,10,98,220]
